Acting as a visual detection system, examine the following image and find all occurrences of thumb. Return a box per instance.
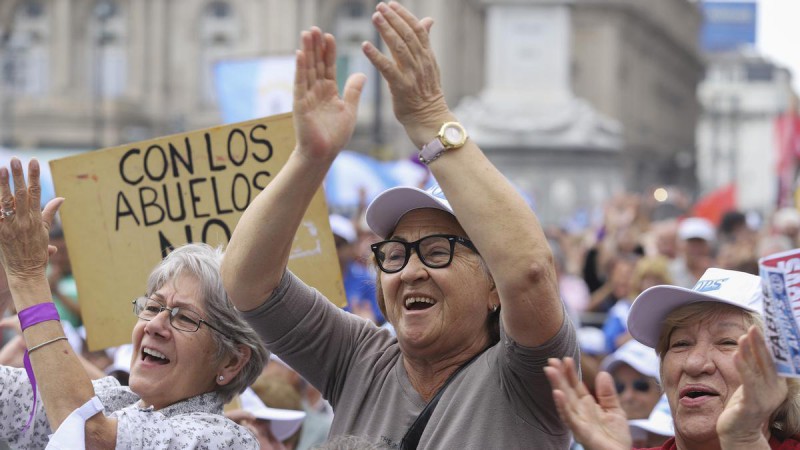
[421,17,434,33]
[42,197,64,229]
[343,73,367,110]
[595,371,625,413]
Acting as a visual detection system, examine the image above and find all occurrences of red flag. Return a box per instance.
[691,183,737,226]
[775,111,800,207]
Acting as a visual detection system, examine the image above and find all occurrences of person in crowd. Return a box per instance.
[600,340,662,420]
[546,267,800,449]
[263,354,334,450]
[587,254,639,314]
[772,207,800,247]
[227,380,307,450]
[602,256,672,352]
[0,161,268,448]
[669,217,715,288]
[221,3,578,448]
[331,214,383,325]
[629,395,674,448]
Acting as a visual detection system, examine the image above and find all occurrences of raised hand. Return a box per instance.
[0,158,63,284]
[717,325,787,448]
[293,27,366,162]
[544,357,631,450]
[361,2,445,148]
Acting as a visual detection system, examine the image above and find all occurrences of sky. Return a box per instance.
[757,0,800,93]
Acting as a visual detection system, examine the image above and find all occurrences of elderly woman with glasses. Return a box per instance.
[545,268,800,450]
[0,160,268,448]
[222,3,577,449]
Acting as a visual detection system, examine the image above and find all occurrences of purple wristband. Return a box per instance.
[18,303,61,331]
[17,303,61,432]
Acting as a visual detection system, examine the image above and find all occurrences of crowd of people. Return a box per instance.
[0,1,799,449]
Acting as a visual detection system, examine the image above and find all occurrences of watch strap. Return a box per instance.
[418,137,446,165]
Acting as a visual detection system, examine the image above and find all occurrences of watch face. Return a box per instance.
[441,123,467,147]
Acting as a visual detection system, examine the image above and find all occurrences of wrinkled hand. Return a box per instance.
[544,358,631,450]
[362,2,446,147]
[717,326,786,446]
[293,27,366,162]
[0,158,63,283]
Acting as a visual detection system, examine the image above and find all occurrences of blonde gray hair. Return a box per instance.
[655,302,800,439]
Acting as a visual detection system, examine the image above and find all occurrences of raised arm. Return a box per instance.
[0,158,117,447]
[362,2,562,346]
[221,28,366,310]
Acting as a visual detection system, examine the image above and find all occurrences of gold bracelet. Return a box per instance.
[27,336,68,354]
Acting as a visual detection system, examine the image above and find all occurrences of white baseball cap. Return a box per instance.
[629,394,674,437]
[677,217,716,242]
[627,268,763,348]
[600,340,660,381]
[329,214,357,244]
[239,388,306,441]
[366,185,454,238]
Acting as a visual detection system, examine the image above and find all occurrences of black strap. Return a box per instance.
[399,348,488,450]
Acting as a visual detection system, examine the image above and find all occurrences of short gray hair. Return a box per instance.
[145,243,268,403]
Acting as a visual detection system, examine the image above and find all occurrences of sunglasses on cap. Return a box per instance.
[615,379,655,394]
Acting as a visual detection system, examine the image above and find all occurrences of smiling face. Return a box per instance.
[379,208,497,360]
[129,273,224,409]
[660,307,749,447]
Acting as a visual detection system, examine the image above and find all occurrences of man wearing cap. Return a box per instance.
[222,4,577,449]
[669,217,716,288]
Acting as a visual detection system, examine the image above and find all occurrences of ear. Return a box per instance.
[486,275,500,312]
[217,344,251,386]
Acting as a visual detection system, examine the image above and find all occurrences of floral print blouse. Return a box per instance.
[0,366,258,449]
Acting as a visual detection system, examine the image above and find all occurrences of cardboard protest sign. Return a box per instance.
[759,249,800,377]
[50,113,346,350]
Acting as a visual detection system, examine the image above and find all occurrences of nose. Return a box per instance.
[144,308,173,337]
[399,250,430,283]
[683,343,716,376]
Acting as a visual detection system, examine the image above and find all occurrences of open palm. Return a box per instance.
[293,27,365,162]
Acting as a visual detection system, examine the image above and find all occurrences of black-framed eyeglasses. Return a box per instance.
[370,234,478,274]
[132,296,229,338]
[615,379,654,394]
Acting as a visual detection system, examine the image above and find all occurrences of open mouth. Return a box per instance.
[684,391,718,399]
[680,386,719,400]
[404,297,436,311]
[142,347,171,365]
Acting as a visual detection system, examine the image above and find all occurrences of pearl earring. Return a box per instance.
[218,375,224,381]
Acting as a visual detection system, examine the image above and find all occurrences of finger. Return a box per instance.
[747,326,777,378]
[342,73,366,110]
[293,49,308,103]
[388,1,432,50]
[0,167,12,214]
[420,17,434,34]
[28,159,41,213]
[564,357,590,397]
[323,33,337,81]
[361,41,403,86]
[311,27,326,86]
[595,371,625,413]
[301,31,317,89]
[374,4,419,70]
[42,197,64,232]
[10,158,27,216]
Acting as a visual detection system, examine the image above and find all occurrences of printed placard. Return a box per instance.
[50,113,346,350]
[759,248,800,377]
